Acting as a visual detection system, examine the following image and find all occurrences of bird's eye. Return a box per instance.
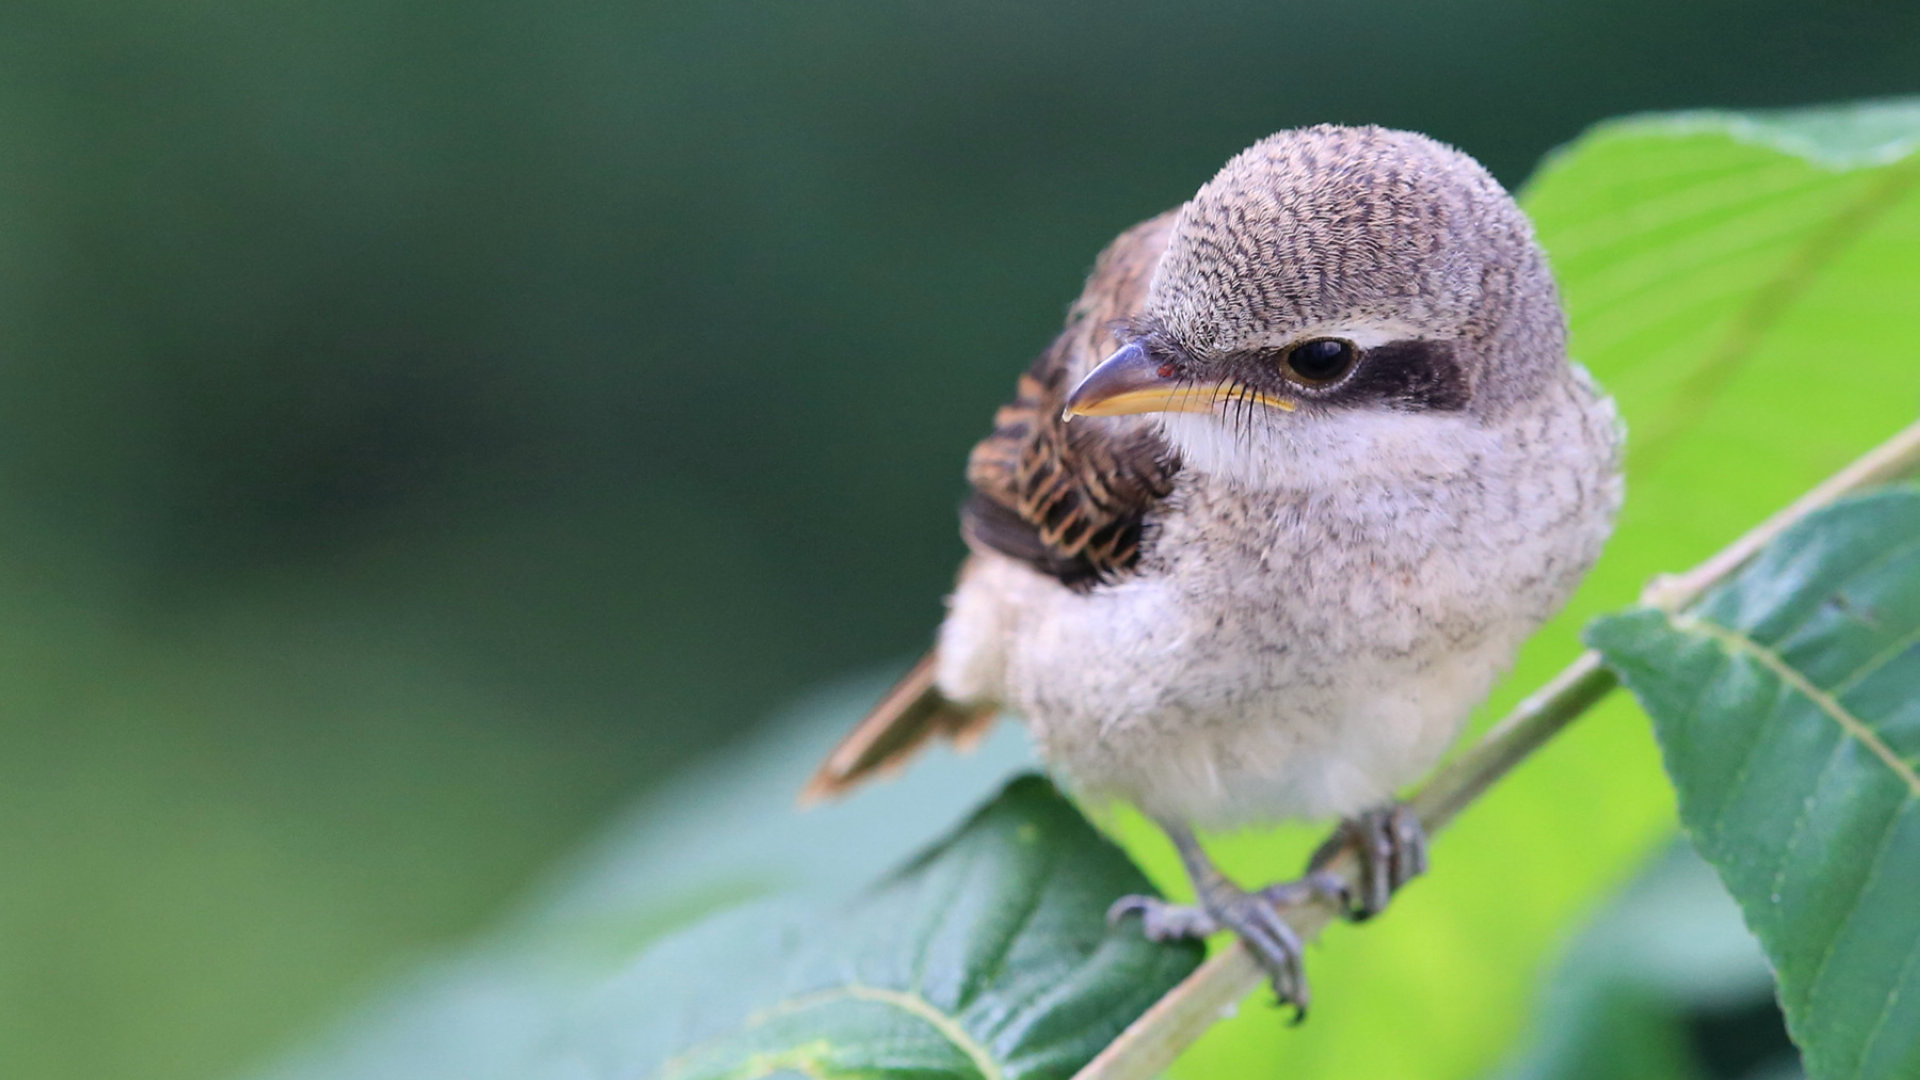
[1281,338,1359,385]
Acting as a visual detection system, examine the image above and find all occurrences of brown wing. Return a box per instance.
[801,210,1182,804]
[962,209,1182,586]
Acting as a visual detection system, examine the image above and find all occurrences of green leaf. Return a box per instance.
[266,774,1200,1080]
[1164,96,1920,1080]
[1588,488,1920,1080]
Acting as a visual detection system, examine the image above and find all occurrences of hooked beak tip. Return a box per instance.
[1061,340,1301,419]
[1061,341,1165,419]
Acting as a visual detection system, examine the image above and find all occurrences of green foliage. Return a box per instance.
[1591,489,1920,1080]
[250,681,1031,1080]
[611,777,1199,1080]
[266,775,1200,1080]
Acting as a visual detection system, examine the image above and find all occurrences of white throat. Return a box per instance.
[1154,407,1500,493]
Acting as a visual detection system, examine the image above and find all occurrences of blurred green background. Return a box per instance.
[2,3,1917,1078]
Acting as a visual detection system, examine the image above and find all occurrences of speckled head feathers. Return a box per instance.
[1144,125,1565,418]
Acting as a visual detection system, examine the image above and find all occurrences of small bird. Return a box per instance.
[805,125,1623,1013]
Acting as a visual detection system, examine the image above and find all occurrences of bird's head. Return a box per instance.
[1063,125,1568,491]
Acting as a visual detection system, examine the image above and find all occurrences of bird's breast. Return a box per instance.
[943,385,1622,827]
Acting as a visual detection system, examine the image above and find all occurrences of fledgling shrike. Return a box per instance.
[806,125,1623,1013]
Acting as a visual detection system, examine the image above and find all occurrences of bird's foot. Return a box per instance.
[1107,893,1220,941]
[1109,882,1315,1020]
[1305,802,1428,921]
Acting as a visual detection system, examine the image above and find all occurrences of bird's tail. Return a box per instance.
[799,653,998,804]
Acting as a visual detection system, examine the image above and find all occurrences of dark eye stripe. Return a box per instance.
[1331,339,1469,412]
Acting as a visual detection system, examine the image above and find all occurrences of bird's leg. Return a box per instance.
[1108,820,1315,1018]
[1300,802,1429,921]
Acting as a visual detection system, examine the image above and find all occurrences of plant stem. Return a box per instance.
[1072,417,1920,1080]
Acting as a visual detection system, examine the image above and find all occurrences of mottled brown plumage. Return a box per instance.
[962,211,1183,587]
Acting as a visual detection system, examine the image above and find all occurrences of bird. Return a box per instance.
[803,124,1624,1014]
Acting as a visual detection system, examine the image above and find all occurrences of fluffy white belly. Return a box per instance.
[936,443,1611,829]
[943,554,1520,827]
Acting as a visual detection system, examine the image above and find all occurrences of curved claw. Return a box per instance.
[1210,892,1311,1021]
[1108,894,1221,941]
[1107,893,1151,928]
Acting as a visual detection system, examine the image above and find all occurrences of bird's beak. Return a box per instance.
[1062,341,1296,419]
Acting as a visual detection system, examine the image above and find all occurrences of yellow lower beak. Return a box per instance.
[1062,343,1296,419]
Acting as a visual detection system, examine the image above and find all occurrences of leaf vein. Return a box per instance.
[1831,621,1920,700]
[1669,613,1920,796]
[676,983,1005,1080]
[1631,155,1920,468]
[839,984,1005,1080]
